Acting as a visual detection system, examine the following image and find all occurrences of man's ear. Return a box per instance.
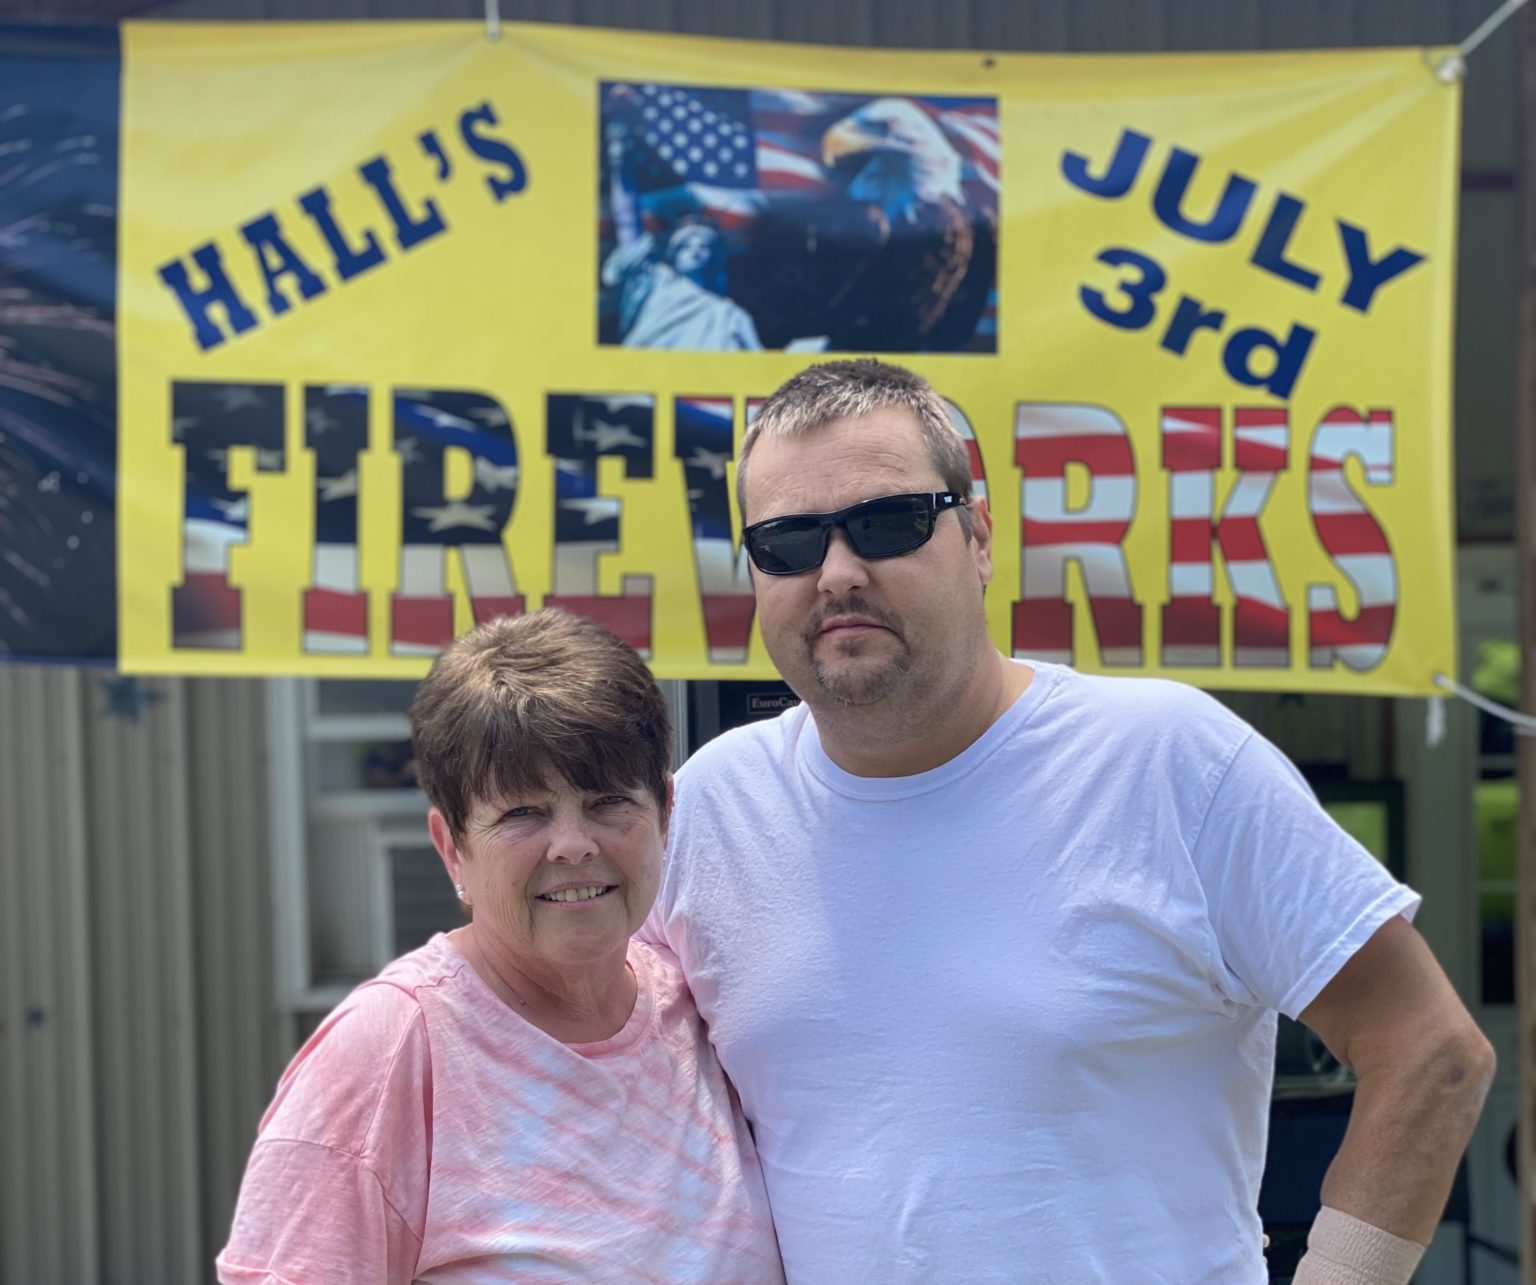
[968,497,995,588]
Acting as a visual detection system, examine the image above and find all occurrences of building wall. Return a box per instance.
[0,669,290,1283]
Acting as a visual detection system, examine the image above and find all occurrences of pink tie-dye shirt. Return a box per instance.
[217,935,782,1284]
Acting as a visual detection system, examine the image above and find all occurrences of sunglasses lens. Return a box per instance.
[745,494,955,574]
[747,517,827,575]
[846,496,934,559]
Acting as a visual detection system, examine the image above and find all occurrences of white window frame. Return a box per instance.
[268,676,691,1013]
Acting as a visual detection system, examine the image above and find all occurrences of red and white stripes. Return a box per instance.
[1162,406,1289,669]
[1013,404,1142,666]
[1307,408,1397,671]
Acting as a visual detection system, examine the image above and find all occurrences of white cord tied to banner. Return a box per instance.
[1427,672,1536,748]
[1435,0,1532,82]
[485,0,501,42]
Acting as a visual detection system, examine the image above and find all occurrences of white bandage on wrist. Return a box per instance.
[1290,1206,1426,1284]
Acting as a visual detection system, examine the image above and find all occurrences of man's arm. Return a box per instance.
[1292,914,1494,1269]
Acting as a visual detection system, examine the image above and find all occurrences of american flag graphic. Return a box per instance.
[544,394,655,655]
[599,81,1000,354]
[1013,403,1143,667]
[1161,406,1289,670]
[171,381,284,651]
[610,85,999,209]
[304,384,369,654]
[675,396,753,663]
[1307,408,1397,672]
[391,390,523,657]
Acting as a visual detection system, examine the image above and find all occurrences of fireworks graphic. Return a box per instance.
[0,27,119,663]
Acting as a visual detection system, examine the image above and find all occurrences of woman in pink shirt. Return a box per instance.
[218,610,782,1283]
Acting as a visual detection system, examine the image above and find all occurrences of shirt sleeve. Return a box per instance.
[216,1140,423,1285]
[637,772,692,949]
[636,862,674,948]
[217,983,433,1284]
[1188,731,1421,1019]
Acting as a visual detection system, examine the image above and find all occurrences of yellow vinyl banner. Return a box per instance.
[117,22,1460,692]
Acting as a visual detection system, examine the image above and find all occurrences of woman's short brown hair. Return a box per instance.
[408,609,672,841]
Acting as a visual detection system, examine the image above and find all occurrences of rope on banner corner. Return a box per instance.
[485,0,501,42]
[1426,673,1536,748]
[1434,0,1532,81]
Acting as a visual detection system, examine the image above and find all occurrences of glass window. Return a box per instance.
[316,678,419,718]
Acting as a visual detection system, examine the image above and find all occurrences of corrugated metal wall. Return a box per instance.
[0,669,288,1283]
[0,1,1521,1281]
[0,668,98,1285]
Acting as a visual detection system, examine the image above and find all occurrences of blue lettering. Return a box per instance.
[419,129,452,181]
[1061,128,1150,199]
[1161,295,1227,356]
[1337,221,1424,313]
[358,156,447,251]
[157,243,260,352]
[298,187,387,282]
[1081,248,1166,330]
[460,102,528,201]
[1251,194,1321,291]
[1153,148,1256,243]
[239,211,327,316]
[1222,323,1316,401]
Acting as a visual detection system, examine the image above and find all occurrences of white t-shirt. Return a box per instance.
[217,936,783,1284]
[641,663,1419,1284]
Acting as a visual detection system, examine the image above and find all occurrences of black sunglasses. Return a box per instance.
[743,491,966,576]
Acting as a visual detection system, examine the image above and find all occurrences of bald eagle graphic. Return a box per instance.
[732,97,997,352]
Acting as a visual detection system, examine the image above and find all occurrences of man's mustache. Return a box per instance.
[803,596,904,644]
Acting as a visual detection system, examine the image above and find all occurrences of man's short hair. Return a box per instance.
[737,359,974,538]
[408,609,672,842]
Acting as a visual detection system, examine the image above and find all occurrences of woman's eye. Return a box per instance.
[595,794,631,807]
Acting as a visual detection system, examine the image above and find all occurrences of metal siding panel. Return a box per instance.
[187,677,295,1267]
[1070,0,1164,52]
[1256,0,1361,48]
[150,0,278,17]
[1462,7,1520,172]
[519,0,582,22]
[0,668,98,1285]
[1456,189,1522,539]
[50,672,100,1285]
[768,0,865,46]
[156,679,204,1285]
[0,673,19,1285]
[1,670,44,1284]
[572,0,674,33]
[1157,0,1255,52]
[834,0,915,47]
[85,679,203,1285]
[969,0,1070,51]
[666,0,761,38]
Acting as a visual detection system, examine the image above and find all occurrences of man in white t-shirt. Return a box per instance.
[640,358,1494,1283]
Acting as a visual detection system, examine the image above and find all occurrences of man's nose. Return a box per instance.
[815,529,870,596]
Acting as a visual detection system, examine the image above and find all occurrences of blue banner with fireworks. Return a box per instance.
[0,25,118,664]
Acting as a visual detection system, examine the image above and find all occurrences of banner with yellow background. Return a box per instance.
[110,22,1459,692]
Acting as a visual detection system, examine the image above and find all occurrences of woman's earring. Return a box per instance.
[454,882,467,902]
